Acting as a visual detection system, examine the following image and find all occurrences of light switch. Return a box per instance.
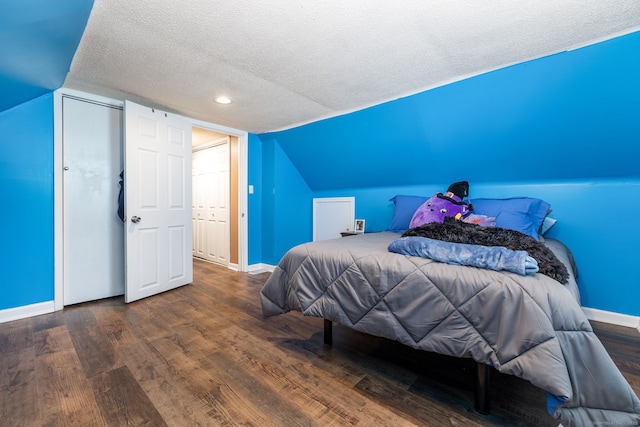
[248,185,254,194]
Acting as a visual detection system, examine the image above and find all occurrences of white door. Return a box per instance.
[192,152,207,258]
[206,142,230,264]
[63,97,124,305]
[313,197,355,241]
[124,101,193,303]
[192,141,230,265]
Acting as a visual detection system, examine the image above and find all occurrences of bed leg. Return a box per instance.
[324,319,332,345]
[475,362,491,414]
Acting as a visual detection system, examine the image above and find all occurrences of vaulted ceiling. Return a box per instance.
[3,0,640,133]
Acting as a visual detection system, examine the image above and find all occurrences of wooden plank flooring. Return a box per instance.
[1,259,639,426]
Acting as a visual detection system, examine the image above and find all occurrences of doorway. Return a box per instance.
[192,128,240,267]
[54,89,249,310]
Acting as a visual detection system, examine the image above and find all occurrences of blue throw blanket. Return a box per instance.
[388,236,538,276]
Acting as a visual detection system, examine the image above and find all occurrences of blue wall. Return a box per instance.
[263,31,640,191]
[256,31,640,317]
[0,0,92,314]
[258,135,313,265]
[0,93,55,310]
[0,0,94,112]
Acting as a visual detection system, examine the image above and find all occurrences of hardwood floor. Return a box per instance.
[1,259,639,426]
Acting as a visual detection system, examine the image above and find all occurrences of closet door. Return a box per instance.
[206,142,230,264]
[192,140,230,265]
[63,97,124,305]
[192,151,207,258]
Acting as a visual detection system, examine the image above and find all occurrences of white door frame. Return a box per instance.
[54,88,249,311]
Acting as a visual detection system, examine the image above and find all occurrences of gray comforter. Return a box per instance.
[260,232,640,426]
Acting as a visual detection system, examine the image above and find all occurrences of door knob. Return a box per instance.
[131,216,142,223]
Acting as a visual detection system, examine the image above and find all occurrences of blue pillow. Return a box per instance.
[386,195,428,232]
[471,197,550,240]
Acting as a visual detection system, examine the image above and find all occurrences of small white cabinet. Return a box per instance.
[312,197,355,241]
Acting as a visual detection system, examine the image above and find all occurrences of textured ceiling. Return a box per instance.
[63,0,640,133]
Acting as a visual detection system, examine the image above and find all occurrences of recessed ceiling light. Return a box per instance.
[214,96,232,105]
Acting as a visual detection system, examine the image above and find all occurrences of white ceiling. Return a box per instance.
[63,0,640,133]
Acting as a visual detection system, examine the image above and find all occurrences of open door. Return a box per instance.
[124,100,193,303]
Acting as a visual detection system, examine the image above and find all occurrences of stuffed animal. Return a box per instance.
[409,181,472,228]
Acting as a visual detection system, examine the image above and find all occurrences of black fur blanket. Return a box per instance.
[402,218,569,284]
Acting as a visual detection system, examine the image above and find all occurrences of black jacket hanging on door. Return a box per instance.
[117,171,124,222]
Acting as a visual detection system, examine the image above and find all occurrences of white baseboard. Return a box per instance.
[247,263,276,274]
[0,301,55,324]
[582,306,640,332]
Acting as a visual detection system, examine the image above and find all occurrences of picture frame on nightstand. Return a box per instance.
[354,219,365,233]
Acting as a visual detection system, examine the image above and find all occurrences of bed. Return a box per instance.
[260,196,640,427]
